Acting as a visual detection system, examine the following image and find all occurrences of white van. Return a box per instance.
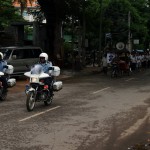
[0,46,43,76]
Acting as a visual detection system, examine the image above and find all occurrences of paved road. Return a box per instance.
[0,69,150,150]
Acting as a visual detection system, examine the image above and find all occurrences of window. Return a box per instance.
[12,49,24,59]
[0,49,12,60]
[23,49,34,58]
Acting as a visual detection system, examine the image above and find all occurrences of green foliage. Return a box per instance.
[63,42,72,53]
[85,0,150,50]
[54,0,149,51]
[16,0,150,52]
[0,0,23,30]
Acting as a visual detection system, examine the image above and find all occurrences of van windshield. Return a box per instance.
[0,49,12,60]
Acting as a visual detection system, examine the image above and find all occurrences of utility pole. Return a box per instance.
[98,0,103,66]
[128,11,132,52]
[71,15,75,72]
[82,0,86,67]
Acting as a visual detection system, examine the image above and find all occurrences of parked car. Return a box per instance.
[0,46,43,76]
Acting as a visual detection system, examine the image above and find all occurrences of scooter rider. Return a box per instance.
[0,52,8,93]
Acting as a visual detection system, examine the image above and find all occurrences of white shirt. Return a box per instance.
[102,57,107,67]
[130,55,137,63]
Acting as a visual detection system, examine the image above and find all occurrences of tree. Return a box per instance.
[130,0,150,50]
[12,0,82,63]
[0,0,23,30]
[12,0,150,63]
[35,0,85,63]
[101,0,150,50]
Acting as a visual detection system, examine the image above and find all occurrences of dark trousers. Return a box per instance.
[131,63,136,71]
[103,67,108,74]
[148,61,150,68]
[43,77,53,89]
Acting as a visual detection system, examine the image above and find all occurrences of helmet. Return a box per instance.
[39,53,48,61]
[0,52,3,59]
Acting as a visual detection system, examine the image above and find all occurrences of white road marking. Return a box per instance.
[19,106,61,122]
[92,87,110,94]
[125,78,135,82]
[0,112,11,117]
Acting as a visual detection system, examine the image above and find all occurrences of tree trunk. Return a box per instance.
[37,0,63,65]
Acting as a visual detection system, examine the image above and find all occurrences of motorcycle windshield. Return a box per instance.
[31,64,43,75]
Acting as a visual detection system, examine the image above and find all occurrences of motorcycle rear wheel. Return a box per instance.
[26,91,35,111]
[0,92,7,101]
[44,95,53,106]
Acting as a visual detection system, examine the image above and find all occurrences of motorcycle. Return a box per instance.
[24,64,63,111]
[0,65,16,101]
[111,63,121,78]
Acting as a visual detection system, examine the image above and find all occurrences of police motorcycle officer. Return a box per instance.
[25,52,62,111]
[0,52,8,94]
[37,52,53,89]
[0,52,16,100]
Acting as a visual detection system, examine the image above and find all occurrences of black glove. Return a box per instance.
[3,65,8,69]
[48,67,54,70]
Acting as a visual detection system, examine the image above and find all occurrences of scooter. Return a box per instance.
[24,64,63,111]
[0,65,16,101]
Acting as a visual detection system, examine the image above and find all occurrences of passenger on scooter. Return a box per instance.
[0,52,8,93]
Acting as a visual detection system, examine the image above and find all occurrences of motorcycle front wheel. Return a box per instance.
[26,91,36,111]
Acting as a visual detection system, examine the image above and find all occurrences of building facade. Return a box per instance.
[13,0,38,22]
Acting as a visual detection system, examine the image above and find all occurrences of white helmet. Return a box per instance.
[0,52,3,59]
[39,53,48,61]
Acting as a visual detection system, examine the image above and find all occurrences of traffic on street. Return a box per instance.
[0,69,150,150]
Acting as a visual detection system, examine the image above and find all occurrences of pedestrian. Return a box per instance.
[102,54,108,75]
[136,53,142,71]
[130,53,137,71]
[147,53,150,68]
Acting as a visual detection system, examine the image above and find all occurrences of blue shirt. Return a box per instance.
[38,61,52,74]
[0,60,7,72]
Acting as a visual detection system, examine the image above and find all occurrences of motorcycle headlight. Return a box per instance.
[30,77,39,83]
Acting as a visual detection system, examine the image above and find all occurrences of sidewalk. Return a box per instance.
[58,66,101,81]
